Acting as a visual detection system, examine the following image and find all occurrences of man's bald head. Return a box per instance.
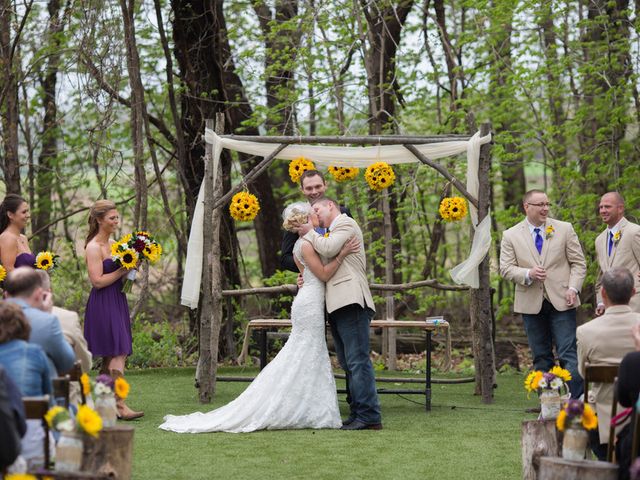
[3,267,45,298]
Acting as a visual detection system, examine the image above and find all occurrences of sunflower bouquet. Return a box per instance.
[0,263,6,283]
[111,231,163,293]
[524,366,572,395]
[556,399,598,432]
[44,404,103,437]
[35,251,60,271]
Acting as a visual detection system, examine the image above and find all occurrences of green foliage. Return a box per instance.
[129,317,188,369]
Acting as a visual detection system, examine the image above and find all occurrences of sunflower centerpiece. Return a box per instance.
[556,399,598,460]
[44,403,103,472]
[524,366,572,420]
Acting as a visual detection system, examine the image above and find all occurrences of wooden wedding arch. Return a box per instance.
[191,115,494,405]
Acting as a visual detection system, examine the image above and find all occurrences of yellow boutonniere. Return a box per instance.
[323,232,329,238]
[613,231,621,245]
[545,225,554,239]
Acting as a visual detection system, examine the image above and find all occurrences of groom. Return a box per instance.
[299,197,382,430]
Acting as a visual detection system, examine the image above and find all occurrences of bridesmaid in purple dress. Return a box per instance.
[0,194,35,271]
[84,199,143,420]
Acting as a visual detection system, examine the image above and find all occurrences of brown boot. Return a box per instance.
[110,369,144,420]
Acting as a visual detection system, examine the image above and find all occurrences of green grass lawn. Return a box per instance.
[123,367,538,480]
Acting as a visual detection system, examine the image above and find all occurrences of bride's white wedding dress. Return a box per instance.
[159,240,341,433]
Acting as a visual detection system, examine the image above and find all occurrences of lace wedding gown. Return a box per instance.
[159,240,341,433]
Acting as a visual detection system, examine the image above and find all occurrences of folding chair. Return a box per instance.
[22,395,52,470]
[53,375,71,408]
[584,363,619,462]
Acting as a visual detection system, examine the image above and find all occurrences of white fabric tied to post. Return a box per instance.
[180,130,492,308]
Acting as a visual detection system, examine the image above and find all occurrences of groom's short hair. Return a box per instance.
[312,196,338,208]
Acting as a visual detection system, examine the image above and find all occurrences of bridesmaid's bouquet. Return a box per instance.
[35,251,60,271]
[111,230,162,293]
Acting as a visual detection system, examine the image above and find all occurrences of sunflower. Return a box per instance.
[111,241,125,256]
[118,249,139,270]
[364,162,395,191]
[114,376,130,399]
[4,474,38,480]
[44,405,67,428]
[328,165,360,183]
[524,370,543,393]
[549,365,572,382]
[288,157,316,183]
[35,251,55,270]
[119,233,132,244]
[76,404,103,437]
[143,243,162,263]
[229,191,260,222]
[80,373,91,397]
[555,409,568,431]
[581,404,598,430]
[0,264,6,283]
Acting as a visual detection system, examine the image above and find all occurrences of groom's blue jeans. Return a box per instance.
[522,299,583,398]
[329,304,381,424]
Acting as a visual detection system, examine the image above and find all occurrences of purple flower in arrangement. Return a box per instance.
[565,399,584,418]
[96,374,114,389]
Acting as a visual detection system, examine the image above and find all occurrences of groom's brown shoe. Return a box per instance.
[340,420,383,430]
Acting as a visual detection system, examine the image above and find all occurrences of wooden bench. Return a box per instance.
[238,317,452,411]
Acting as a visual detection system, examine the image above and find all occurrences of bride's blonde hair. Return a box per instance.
[282,202,312,232]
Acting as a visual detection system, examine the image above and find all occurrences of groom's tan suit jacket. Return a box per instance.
[303,213,375,314]
[594,218,640,312]
[500,218,586,314]
[577,305,640,443]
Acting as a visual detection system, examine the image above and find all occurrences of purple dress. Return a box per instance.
[84,259,132,356]
[14,252,36,269]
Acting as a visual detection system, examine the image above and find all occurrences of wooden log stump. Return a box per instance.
[82,425,134,479]
[522,419,561,480]
[538,457,618,480]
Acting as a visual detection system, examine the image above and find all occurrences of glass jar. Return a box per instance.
[55,431,83,472]
[562,427,589,460]
[95,392,117,428]
[540,389,562,420]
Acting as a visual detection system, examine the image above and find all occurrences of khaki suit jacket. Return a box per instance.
[577,305,640,443]
[499,218,586,314]
[595,218,640,312]
[303,214,375,314]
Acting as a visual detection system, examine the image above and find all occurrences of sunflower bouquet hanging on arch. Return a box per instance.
[229,191,260,222]
[288,157,316,183]
[364,162,395,191]
[328,165,360,183]
[439,196,468,222]
[111,231,163,293]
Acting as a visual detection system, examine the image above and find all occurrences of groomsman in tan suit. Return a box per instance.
[500,190,587,398]
[300,197,381,430]
[594,192,640,315]
[577,267,640,459]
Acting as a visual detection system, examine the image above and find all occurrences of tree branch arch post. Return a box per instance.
[196,125,494,403]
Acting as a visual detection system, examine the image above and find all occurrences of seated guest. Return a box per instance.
[577,267,640,460]
[0,365,26,472]
[4,267,75,377]
[35,270,92,407]
[615,343,640,480]
[0,302,54,470]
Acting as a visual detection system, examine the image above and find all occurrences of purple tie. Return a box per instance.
[608,231,614,256]
[534,228,543,254]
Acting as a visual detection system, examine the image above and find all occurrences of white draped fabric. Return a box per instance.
[180,129,492,308]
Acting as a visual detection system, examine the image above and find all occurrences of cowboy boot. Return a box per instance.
[110,369,144,420]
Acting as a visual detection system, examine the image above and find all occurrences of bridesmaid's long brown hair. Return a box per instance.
[85,200,117,248]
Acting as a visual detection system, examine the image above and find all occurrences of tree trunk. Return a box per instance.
[521,419,561,480]
[0,0,22,194]
[469,122,495,403]
[538,457,618,480]
[82,425,134,479]
[33,0,66,251]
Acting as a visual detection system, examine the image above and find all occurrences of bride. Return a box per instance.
[159,202,359,433]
